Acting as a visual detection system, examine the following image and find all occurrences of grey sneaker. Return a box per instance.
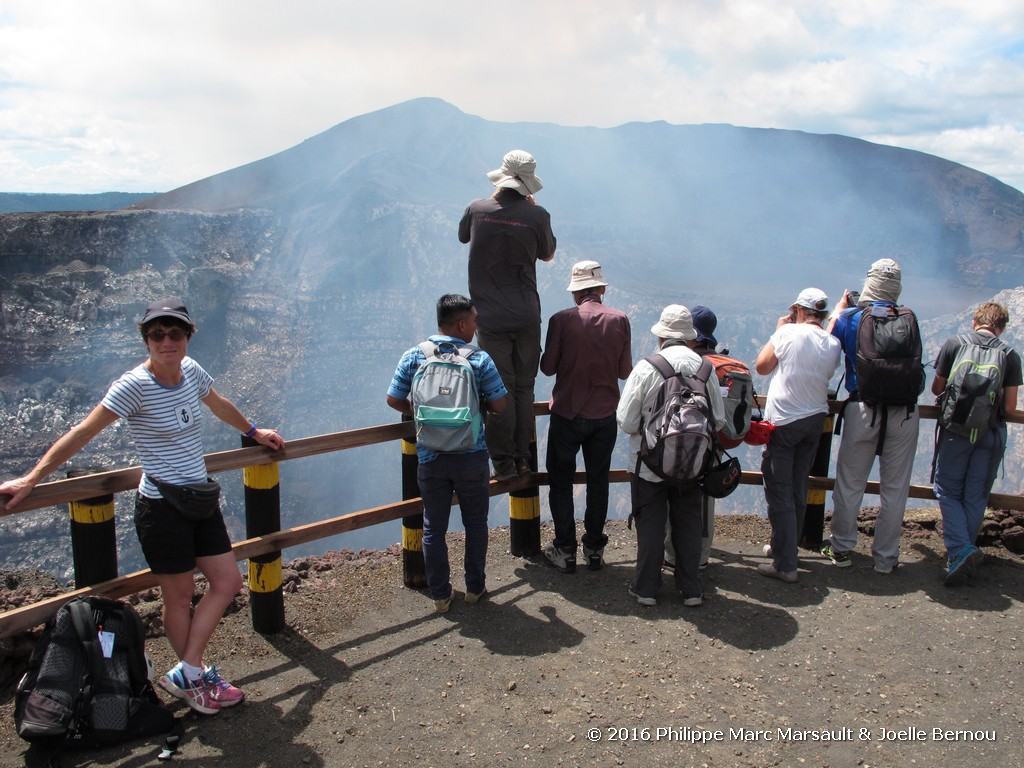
[465,589,486,604]
[757,563,798,583]
[683,595,703,608]
[820,544,852,568]
[543,543,577,574]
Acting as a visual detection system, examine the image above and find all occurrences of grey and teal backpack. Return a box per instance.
[411,341,482,452]
[938,335,1009,442]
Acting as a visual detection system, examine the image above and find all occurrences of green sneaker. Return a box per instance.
[820,544,852,568]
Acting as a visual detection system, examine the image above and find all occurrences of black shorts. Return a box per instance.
[134,493,233,574]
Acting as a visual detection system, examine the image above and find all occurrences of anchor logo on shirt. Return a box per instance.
[180,408,190,424]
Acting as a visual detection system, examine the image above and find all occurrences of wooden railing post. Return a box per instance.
[801,412,836,549]
[67,468,117,588]
[242,435,285,634]
[400,415,427,588]
[508,417,541,557]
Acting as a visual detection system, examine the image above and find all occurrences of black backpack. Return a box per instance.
[637,354,716,485]
[854,305,925,406]
[15,596,175,750]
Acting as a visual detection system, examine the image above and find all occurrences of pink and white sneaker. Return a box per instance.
[159,666,221,715]
[202,665,246,707]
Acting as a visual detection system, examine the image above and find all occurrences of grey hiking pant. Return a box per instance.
[829,401,920,571]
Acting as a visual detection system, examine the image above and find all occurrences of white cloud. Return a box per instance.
[0,0,1022,192]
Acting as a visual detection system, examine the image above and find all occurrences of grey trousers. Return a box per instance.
[761,412,826,573]
[664,494,714,566]
[631,474,703,601]
[476,324,541,466]
[829,401,920,570]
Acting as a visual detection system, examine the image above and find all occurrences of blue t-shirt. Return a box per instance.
[387,335,507,463]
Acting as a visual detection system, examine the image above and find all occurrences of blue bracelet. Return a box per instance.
[244,425,257,438]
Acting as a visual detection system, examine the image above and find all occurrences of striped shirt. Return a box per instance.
[100,357,213,497]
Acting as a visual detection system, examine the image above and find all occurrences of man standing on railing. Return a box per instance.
[0,298,285,716]
[823,259,925,574]
[459,150,556,482]
[931,302,1021,586]
[387,294,508,614]
[539,260,632,574]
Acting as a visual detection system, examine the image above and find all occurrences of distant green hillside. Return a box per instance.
[0,192,159,213]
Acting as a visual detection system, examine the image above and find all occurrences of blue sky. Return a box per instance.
[1,0,1022,194]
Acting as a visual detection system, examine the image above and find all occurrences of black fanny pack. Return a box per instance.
[150,477,221,522]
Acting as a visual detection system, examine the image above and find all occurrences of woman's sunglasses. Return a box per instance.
[146,328,188,342]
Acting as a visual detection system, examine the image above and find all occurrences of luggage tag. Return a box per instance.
[98,630,115,658]
[870,305,890,317]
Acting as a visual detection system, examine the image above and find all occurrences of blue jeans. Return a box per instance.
[934,425,1006,558]
[761,413,826,573]
[417,451,490,600]
[545,413,617,551]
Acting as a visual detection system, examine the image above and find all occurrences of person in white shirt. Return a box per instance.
[755,288,841,583]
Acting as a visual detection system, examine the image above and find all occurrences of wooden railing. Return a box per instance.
[1,399,1021,638]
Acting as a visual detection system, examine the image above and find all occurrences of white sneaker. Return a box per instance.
[627,585,657,607]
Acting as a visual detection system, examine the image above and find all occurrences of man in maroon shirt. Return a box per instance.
[540,261,633,572]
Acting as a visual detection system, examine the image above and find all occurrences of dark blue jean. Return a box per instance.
[545,412,617,551]
[417,450,490,600]
[934,424,1006,558]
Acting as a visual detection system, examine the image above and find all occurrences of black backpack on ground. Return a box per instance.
[14,596,175,752]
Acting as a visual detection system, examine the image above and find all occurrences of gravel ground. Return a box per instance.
[2,512,1023,768]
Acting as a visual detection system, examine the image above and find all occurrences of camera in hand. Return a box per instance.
[847,290,860,305]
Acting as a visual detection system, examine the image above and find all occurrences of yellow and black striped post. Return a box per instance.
[242,436,284,635]
[800,413,835,550]
[509,421,541,557]
[67,468,117,588]
[400,416,427,588]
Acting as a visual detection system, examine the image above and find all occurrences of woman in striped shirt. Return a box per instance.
[0,298,285,715]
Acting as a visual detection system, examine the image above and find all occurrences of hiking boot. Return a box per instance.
[628,585,657,607]
[757,563,799,583]
[543,543,577,574]
[683,594,703,608]
[202,665,245,707]
[820,543,852,568]
[582,545,604,571]
[160,666,221,715]
[465,589,486,604]
[491,462,517,482]
[434,594,454,613]
[944,546,982,587]
[515,459,532,476]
